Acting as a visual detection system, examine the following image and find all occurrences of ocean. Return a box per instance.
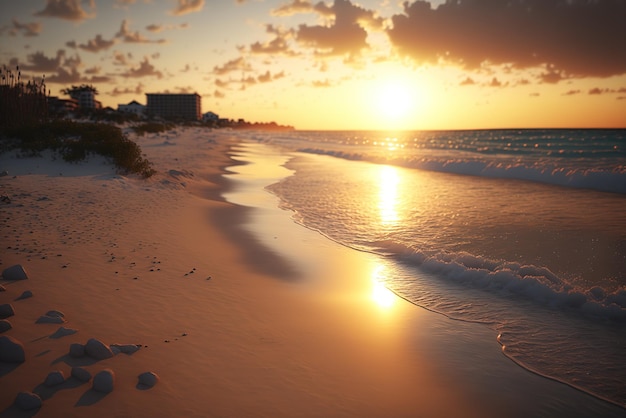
[233,129,626,409]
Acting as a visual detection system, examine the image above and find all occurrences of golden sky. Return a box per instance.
[1,0,625,130]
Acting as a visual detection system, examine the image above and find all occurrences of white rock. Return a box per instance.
[2,264,28,281]
[36,315,66,324]
[0,335,25,362]
[85,338,114,360]
[69,343,85,358]
[111,343,141,354]
[44,370,65,387]
[71,366,91,382]
[14,392,42,410]
[0,319,12,333]
[138,371,159,387]
[0,304,14,319]
[92,369,115,393]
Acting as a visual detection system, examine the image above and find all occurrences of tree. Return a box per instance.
[61,84,99,100]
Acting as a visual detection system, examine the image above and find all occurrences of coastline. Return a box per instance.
[1,127,624,417]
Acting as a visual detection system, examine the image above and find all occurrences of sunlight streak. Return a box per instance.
[378,165,400,225]
[371,264,396,309]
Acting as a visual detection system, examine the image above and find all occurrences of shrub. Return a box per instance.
[1,120,156,178]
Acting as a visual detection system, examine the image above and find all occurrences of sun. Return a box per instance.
[375,81,414,120]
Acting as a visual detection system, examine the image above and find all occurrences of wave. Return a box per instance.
[391,247,626,322]
[296,147,626,194]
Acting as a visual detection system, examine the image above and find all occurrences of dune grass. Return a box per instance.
[1,120,156,178]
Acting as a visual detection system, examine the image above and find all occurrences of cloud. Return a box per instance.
[34,0,95,22]
[312,79,331,87]
[460,76,474,86]
[9,19,42,37]
[294,0,384,56]
[250,25,296,56]
[170,0,205,16]
[116,19,166,44]
[121,57,163,78]
[112,51,131,66]
[19,50,66,72]
[145,23,188,33]
[213,89,225,98]
[108,82,145,97]
[387,0,626,79]
[563,89,581,96]
[272,0,315,16]
[84,66,101,74]
[74,34,116,53]
[213,57,251,75]
[257,71,272,83]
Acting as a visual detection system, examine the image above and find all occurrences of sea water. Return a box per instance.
[236,129,626,408]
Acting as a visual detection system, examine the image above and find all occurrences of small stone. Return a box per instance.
[0,319,12,333]
[0,284,6,291]
[85,338,114,360]
[16,290,33,300]
[69,343,85,357]
[14,392,42,411]
[0,304,15,319]
[110,343,141,355]
[45,310,64,318]
[2,264,28,280]
[71,366,91,382]
[137,371,159,388]
[0,335,25,362]
[36,315,65,324]
[44,370,65,387]
[92,369,115,393]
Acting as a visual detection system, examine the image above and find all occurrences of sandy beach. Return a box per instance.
[1,127,624,418]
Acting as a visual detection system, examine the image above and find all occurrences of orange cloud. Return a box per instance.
[170,0,204,16]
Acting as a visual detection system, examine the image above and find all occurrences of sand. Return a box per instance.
[1,126,624,418]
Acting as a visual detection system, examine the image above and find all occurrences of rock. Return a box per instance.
[0,335,25,362]
[36,315,66,324]
[0,284,6,291]
[69,343,85,358]
[2,264,28,281]
[0,304,15,319]
[0,319,12,333]
[44,370,65,387]
[71,366,91,382]
[110,343,141,355]
[45,310,64,318]
[92,369,115,393]
[50,326,77,338]
[138,371,159,388]
[14,392,42,411]
[85,338,114,360]
[16,290,33,300]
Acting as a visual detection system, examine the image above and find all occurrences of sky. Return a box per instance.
[1,0,625,130]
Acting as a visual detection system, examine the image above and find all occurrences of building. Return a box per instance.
[118,100,146,116]
[202,111,219,123]
[145,93,201,121]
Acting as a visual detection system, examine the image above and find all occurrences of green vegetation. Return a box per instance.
[0,69,155,178]
[1,120,156,178]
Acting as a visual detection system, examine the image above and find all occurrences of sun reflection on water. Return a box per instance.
[378,165,400,225]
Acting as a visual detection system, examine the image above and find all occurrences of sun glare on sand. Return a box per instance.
[371,264,396,309]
